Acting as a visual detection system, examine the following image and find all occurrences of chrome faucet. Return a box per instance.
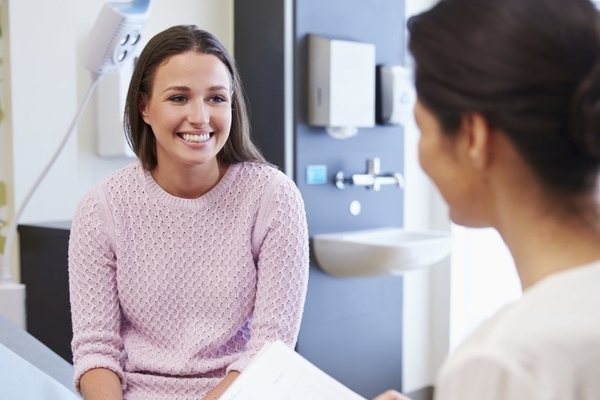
[335,158,405,191]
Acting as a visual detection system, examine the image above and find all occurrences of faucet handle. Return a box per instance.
[393,172,405,189]
[335,171,348,189]
[367,157,381,175]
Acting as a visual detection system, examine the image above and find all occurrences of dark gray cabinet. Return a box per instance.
[18,221,73,363]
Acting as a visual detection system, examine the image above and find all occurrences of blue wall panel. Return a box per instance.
[236,0,406,396]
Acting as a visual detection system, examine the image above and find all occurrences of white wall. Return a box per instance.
[449,226,521,350]
[2,0,232,280]
[0,0,232,324]
[8,0,233,224]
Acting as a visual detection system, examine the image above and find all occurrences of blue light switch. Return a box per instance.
[306,165,328,184]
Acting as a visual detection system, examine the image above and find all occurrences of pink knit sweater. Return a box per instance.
[68,161,309,400]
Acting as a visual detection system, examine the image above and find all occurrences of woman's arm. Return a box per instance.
[201,371,240,400]
[80,368,123,400]
[226,173,310,373]
[69,189,125,395]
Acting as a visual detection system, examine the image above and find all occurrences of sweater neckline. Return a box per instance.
[140,162,241,209]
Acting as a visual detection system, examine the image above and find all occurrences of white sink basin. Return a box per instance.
[312,227,452,277]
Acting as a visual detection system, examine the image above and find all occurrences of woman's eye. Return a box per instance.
[169,95,187,103]
[210,95,227,104]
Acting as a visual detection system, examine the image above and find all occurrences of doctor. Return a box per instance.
[377,0,600,399]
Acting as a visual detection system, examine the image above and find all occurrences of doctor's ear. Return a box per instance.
[462,112,493,170]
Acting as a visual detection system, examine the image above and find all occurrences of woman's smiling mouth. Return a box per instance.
[180,132,211,143]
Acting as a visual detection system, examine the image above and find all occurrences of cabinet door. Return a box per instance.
[19,222,73,363]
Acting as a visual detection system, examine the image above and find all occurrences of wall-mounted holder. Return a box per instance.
[376,65,416,126]
[335,157,404,191]
[96,57,137,157]
[307,34,375,139]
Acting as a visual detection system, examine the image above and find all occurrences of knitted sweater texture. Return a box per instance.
[68,161,309,400]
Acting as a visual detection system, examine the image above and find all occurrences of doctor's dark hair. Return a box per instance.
[124,25,265,171]
[408,0,600,197]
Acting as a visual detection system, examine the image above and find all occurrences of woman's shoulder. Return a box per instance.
[99,161,142,187]
[438,290,600,399]
[87,161,141,195]
[504,262,600,340]
[236,161,295,188]
[228,162,303,213]
[447,267,600,380]
[238,160,283,176]
[78,161,142,205]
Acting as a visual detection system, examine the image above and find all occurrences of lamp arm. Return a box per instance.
[0,74,104,283]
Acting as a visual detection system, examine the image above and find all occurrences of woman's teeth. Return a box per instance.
[182,133,210,143]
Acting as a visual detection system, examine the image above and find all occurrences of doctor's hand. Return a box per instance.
[373,390,413,400]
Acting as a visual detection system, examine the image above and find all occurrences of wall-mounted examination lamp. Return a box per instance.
[0,0,151,328]
[83,0,151,78]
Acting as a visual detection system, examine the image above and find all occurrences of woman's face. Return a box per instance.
[414,99,488,226]
[141,51,232,174]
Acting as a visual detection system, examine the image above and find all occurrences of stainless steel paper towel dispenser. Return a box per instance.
[307,34,376,139]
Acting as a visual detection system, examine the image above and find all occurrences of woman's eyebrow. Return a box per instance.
[162,85,190,94]
[207,85,230,92]
[161,85,230,94]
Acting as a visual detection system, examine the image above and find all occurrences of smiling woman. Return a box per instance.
[68,25,309,400]
[140,51,233,198]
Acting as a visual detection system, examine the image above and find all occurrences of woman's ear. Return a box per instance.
[462,112,493,170]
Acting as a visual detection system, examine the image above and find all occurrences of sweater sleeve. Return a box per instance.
[68,186,125,393]
[227,172,309,373]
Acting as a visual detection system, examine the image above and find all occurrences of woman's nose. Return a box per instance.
[188,100,210,125]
